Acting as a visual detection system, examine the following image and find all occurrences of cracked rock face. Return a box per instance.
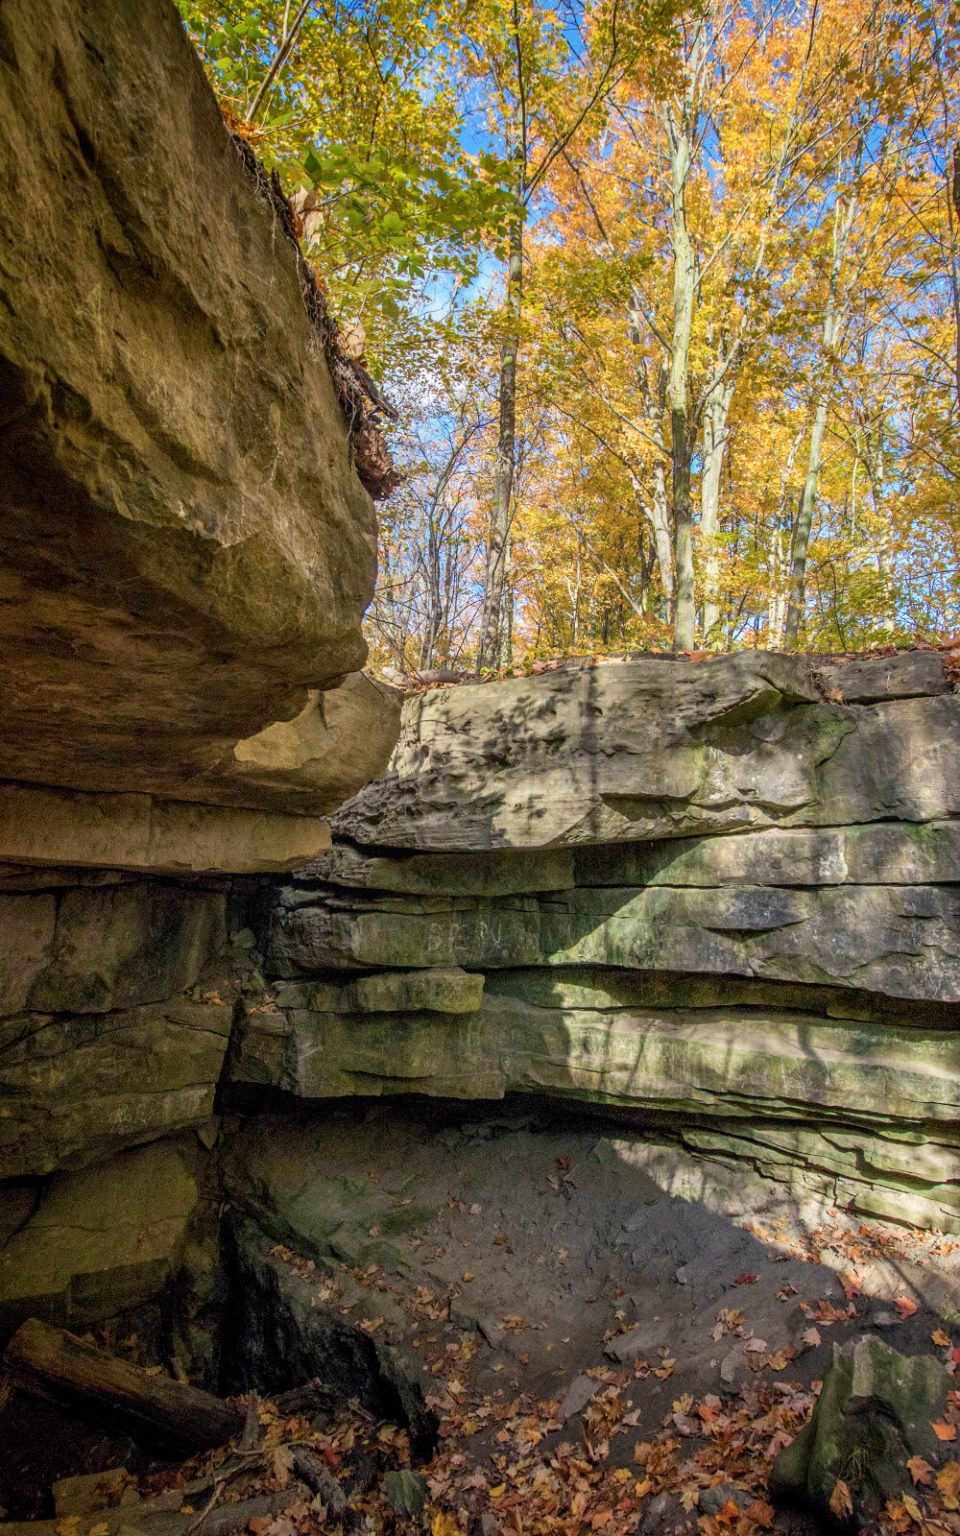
[331,651,958,850]
[239,653,960,1234]
[0,0,379,806]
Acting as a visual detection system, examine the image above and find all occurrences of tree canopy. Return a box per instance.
[178,0,960,666]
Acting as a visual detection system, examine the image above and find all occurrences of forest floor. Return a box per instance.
[177,1109,960,1536]
[8,1107,960,1536]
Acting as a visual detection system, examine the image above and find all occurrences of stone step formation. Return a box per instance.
[232,650,960,1236]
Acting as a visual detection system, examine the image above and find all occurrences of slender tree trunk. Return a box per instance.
[766,424,805,648]
[668,220,696,650]
[784,390,830,646]
[649,465,675,613]
[478,203,523,670]
[635,356,675,612]
[420,516,442,669]
[662,26,703,653]
[784,194,857,646]
[500,539,514,665]
[700,371,734,643]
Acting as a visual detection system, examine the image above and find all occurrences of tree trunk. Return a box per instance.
[784,390,830,646]
[635,354,674,612]
[477,203,523,671]
[766,424,805,647]
[671,403,696,651]
[662,27,703,653]
[784,193,857,646]
[700,371,734,644]
[4,1318,244,1453]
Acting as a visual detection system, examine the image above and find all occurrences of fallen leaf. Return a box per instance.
[933,1329,951,1347]
[765,1429,793,1460]
[744,1337,768,1353]
[431,1515,462,1536]
[932,1420,958,1441]
[829,1478,853,1520]
[902,1493,924,1524]
[776,1284,798,1301]
[895,1296,919,1319]
[938,1462,960,1500]
[734,1273,759,1285]
[801,1327,822,1348]
[908,1455,934,1485]
[271,1445,294,1490]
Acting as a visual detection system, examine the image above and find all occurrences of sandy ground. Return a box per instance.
[267,1101,960,1428]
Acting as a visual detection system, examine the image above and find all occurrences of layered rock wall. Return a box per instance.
[230,652,960,1234]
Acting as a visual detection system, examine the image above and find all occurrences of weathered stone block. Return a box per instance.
[0,1000,233,1177]
[0,1142,198,1332]
[268,897,540,975]
[0,893,56,1015]
[274,967,484,1014]
[331,654,959,851]
[770,1337,951,1520]
[26,882,226,1014]
[269,881,960,1000]
[539,883,960,1000]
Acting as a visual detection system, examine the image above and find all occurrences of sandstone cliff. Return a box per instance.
[231,652,960,1235]
[0,0,401,870]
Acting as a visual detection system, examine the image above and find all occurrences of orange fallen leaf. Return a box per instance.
[907,1455,934,1485]
[829,1478,853,1520]
[932,1421,958,1441]
[933,1329,951,1346]
[894,1296,919,1319]
[734,1273,759,1285]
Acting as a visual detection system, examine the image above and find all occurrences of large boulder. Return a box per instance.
[0,0,387,811]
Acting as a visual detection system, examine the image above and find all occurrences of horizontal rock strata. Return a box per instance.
[234,654,960,1233]
[0,870,245,1181]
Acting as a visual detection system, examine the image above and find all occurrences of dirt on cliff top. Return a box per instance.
[380,638,960,695]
